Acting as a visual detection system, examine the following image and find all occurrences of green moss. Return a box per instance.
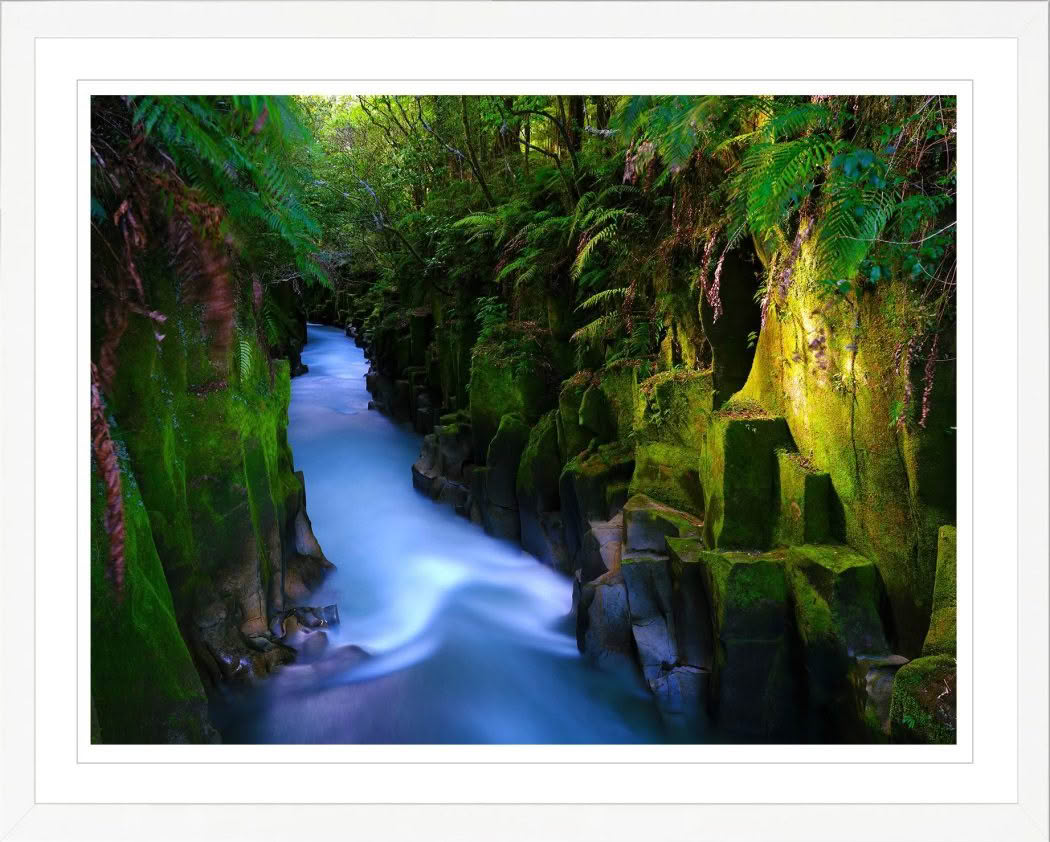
[484,413,532,509]
[699,413,794,550]
[91,454,213,743]
[889,654,957,744]
[773,450,832,546]
[557,376,592,463]
[736,265,955,654]
[515,409,562,511]
[579,384,616,443]
[922,526,956,657]
[595,365,642,438]
[628,442,704,516]
[637,368,714,452]
[469,344,551,464]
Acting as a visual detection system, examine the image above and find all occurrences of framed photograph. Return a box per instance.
[1,1,1046,839]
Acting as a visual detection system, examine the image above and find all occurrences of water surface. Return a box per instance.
[223,324,665,744]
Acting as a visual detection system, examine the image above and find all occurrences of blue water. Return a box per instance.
[223,324,665,743]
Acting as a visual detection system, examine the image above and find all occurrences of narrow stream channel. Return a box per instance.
[222,324,666,744]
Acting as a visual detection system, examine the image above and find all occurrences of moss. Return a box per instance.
[484,413,532,509]
[736,263,955,654]
[595,365,642,439]
[699,413,794,550]
[516,409,562,512]
[773,450,833,546]
[785,544,890,714]
[922,526,956,657]
[469,344,551,464]
[579,384,616,443]
[637,368,713,452]
[670,543,797,737]
[889,654,957,744]
[628,442,704,516]
[556,377,592,463]
[91,453,213,743]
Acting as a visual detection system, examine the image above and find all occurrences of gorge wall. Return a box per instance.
[340,243,957,744]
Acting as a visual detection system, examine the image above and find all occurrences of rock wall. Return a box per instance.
[350,247,955,743]
[91,253,333,743]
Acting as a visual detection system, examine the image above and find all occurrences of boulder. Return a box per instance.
[921,526,956,657]
[469,348,550,463]
[699,409,794,550]
[579,384,616,443]
[664,537,715,671]
[889,654,957,744]
[622,494,703,553]
[650,665,709,742]
[516,410,563,515]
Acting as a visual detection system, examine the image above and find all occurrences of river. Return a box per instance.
[220,324,666,744]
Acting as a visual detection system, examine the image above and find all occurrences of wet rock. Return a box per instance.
[246,635,275,653]
[575,569,639,680]
[559,441,635,563]
[686,545,799,738]
[297,629,329,661]
[620,552,677,683]
[650,665,709,741]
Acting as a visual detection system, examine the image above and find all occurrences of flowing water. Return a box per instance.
[222,324,666,744]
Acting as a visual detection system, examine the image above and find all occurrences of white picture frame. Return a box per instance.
[1,2,1046,839]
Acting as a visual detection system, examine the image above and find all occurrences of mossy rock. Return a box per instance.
[559,441,636,564]
[556,375,593,463]
[516,409,562,514]
[736,267,955,655]
[484,413,531,510]
[469,347,550,464]
[91,460,215,744]
[664,537,715,671]
[637,368,714,452]
[596,365,642,438]
[889,654,957,744]
[628,442,705,517]
[690,546,798,737]
[622,494,703,553]
[700,412,794,550]
[620,552,677,682]
[922,526,956,657]
[773,450,833,546]
[579,384,616,443]
[785,544,891,717]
